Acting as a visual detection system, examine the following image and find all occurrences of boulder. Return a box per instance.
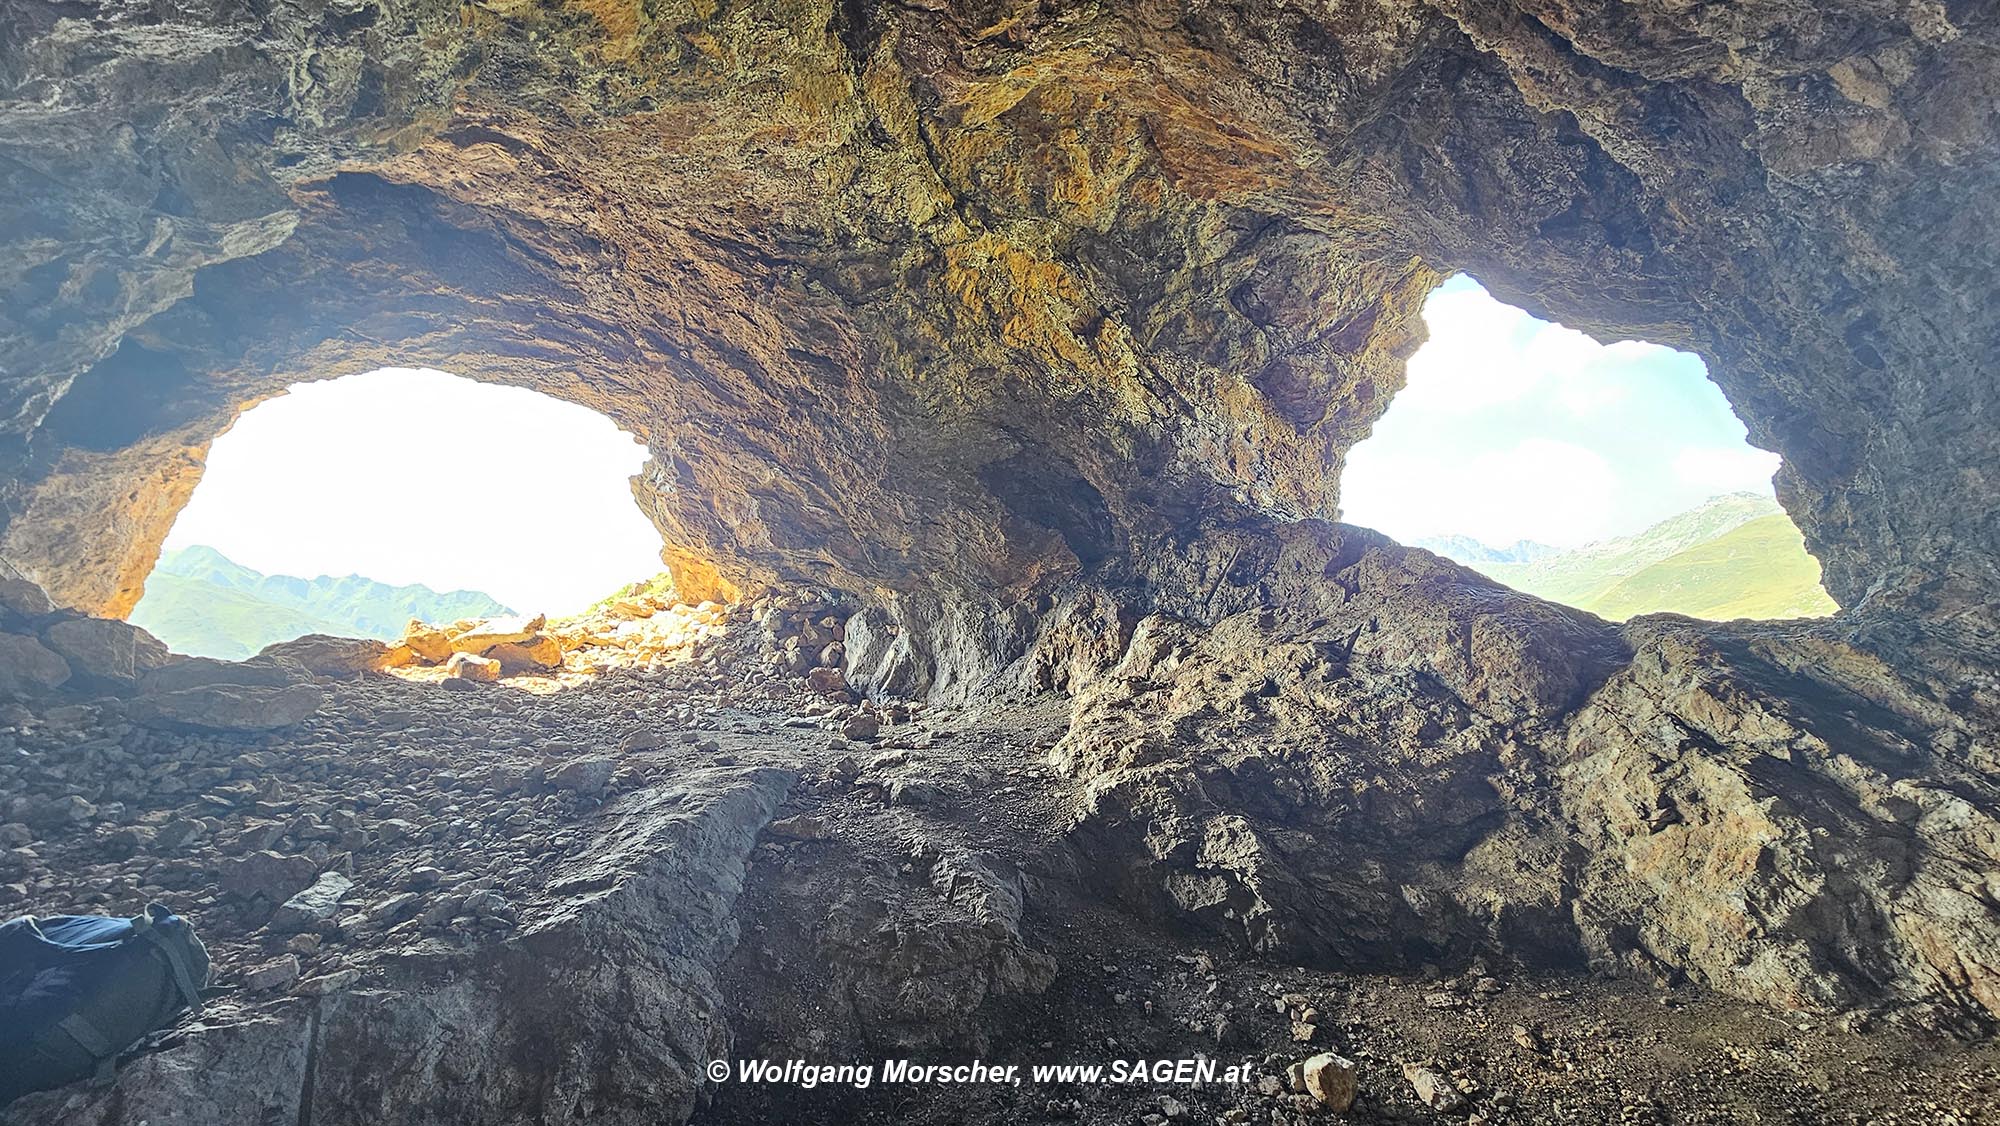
[130,683,326,731]
[484,634,562,674]
[401,620,454,663]
[0,632,70,697]
[140,656,298,694]
[448,615,546,654]
[42,617,140,688]
[0,576,53,621]
[258,634,391,676]
[444,652,501,683]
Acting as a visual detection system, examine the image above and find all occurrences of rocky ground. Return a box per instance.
[6,568,2000,1125]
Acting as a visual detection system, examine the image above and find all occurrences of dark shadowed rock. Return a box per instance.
[0,633,69,697]
[130,684,326,731]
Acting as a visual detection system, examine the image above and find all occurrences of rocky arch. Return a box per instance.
[5,5,2000,1116]
[4,0,1995,625]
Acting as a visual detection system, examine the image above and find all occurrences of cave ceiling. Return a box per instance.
[0,0,1994,616]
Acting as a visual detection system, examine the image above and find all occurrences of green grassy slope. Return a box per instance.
[1463,494,1837,623]
[128,546,513,659]
[1583,514,1840,621]
[127,572,357,660]
[1480,492,1782,608]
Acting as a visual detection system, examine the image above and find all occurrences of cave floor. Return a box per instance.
[7,632,2000,1126]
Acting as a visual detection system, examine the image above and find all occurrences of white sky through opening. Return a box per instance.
[158,367,666,616]
[1339,275,1781,550]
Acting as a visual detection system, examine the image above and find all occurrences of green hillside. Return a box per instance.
[1461,494,1837,622]
[1584,515,1840,621]
[128,546,513,659]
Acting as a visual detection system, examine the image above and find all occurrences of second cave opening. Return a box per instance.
[1339,275,1837,622]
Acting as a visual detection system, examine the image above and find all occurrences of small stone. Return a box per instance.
[242,955,302,992]
[444,652,501,683]
[365,892,421,926]
[768,814,829,840]
[620,729,664,752]
[270,870,355,933]
[1402,1062,1465,1113]
[552,757,617,796]
[841,713,881,741]
[0,577,53,619]
[297,969,363,996]
[1301,1052,1358,1112]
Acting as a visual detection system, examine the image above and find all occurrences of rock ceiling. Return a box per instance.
[0,0,1993,619]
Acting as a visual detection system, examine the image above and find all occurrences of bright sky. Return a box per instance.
[162,367,666,616]
[1338,275,1780,549]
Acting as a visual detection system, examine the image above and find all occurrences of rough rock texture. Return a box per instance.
[3,2,2000,1122]
[0,0,1995,616]
[0,581,1998,1124]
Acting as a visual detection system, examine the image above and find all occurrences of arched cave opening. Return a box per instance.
[123,367,671,671]
[1340,275,1838,622]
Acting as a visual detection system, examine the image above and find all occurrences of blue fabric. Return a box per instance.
[0,914,145,1053]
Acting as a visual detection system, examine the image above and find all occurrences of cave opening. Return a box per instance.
[124,367,673,668]
[1340,275,1838,622]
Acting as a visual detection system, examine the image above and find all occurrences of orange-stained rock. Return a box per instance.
[402,621,454,664]
[484,635,562,674]
[449,616,546,655]
[443,652,501,683]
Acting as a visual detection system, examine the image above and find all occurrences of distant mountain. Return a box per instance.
[128,546,514,660]
[1412,534,1561,567]
[1450,493,1839,622]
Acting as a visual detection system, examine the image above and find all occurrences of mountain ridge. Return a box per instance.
[128,546,514,659]
[1426,493,1838,622]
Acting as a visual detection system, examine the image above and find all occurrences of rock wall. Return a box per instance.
[840,515,2000,1028]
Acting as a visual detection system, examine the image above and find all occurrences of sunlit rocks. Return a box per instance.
[448,615,545,653]
[259,634,393,676]
[443,652,502,683]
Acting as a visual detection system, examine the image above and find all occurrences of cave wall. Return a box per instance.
[1,0,1996,618]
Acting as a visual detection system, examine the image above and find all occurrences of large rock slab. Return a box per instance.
[130,683,326,731]
[41,617,140,689]
[258,635,392,676]
[0,632,70,697]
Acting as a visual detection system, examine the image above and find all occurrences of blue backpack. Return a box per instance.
[0,904,209,1105]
